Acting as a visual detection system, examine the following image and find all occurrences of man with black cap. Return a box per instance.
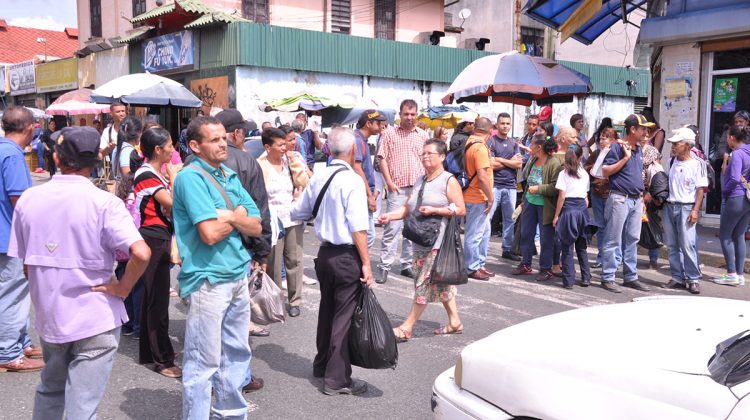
[8,126,151,419]
[355,109,386,247]
[600,114,655,293]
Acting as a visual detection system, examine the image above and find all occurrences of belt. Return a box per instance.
[610,190,641,200]
[666,201,695,206]
[321,241,355,249]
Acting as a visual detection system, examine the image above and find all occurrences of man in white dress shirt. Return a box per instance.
[291,127,373,396]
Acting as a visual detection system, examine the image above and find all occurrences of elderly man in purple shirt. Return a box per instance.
[9,126,151,420]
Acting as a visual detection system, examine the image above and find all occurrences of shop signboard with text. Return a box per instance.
[142,30,194,73]
[9,60,36,96]
[36,58,78,93]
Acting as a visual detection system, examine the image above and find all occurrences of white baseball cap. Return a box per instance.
[667,126,696,146]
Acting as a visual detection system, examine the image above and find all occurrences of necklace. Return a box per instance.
[425,168,444,182]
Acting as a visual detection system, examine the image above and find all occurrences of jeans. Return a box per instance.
[367,211,375,248]
[35,142,45,169]
[490,187,517,252]
[118,262,143,335]
[648,248,660,263]
[602,194,642,283]
[32,328,120,420]
[379,187,413,272]
[0,253,31,363]
[520,201,544,269]
[591,194,606,265]
[464,202,491,272]
[719,196,750,275]
[182,278,251,420]
[662,203,701,283]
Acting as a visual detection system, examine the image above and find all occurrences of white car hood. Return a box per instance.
[459,297,750,419]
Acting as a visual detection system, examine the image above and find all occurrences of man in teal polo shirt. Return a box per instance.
[172,116,262,420]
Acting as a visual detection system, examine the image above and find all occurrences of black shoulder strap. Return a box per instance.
[312,165,348,218]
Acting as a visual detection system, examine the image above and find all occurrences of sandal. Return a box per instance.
[393,327,411,343]
[434,324,464,336]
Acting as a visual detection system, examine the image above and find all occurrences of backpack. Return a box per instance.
[444,141,481,190]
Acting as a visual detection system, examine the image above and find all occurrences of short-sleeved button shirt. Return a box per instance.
[603,142,644,196]
[8,175,143,343]
[0,138,31,252]
[172,157,261,298]
[377,125,428,188]
[463,135,493,203]
[489,135,519,189]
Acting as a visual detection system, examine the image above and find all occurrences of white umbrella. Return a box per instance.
[0,107,51,119]
[90,73,201,108]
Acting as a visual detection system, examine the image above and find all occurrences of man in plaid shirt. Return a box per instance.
[375,99,428,283]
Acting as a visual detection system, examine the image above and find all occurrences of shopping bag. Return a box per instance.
[429,217,468,285]
[348,286,398,370]
[638,215,663,250]
[248,269,286,325]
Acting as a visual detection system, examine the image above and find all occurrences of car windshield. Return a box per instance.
[709,330,750,387]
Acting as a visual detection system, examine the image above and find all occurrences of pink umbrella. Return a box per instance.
[46,88,111,116]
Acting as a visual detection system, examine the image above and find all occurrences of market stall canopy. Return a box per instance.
[524,0,647,45]
[90,73,201,108]
[442,50,592,106]
[46,88,111,116]
[320,98,396,127]
[259,93,357,113]
[0,107,52,119]
[417,105,478,130]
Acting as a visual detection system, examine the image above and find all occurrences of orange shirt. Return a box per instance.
[463,135,493,203]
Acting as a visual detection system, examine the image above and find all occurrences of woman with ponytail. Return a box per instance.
[112,116,143,177]
[553,144,594,288]
[132,126,182,378]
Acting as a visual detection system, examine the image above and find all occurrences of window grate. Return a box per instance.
[90,0,102,38]
[331,0,351,34]
[242,0,269,24]
[374,0,395,40]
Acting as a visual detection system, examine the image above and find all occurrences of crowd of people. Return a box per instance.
[1,97,750,419]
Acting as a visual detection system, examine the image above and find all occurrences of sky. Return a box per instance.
[3,0,78,31]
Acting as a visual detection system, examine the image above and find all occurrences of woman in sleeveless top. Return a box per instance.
[378,139,466,342]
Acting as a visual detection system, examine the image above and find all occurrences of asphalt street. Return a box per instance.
[2,219,750,420]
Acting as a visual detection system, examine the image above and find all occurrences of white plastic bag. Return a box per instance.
[248,269,285,325]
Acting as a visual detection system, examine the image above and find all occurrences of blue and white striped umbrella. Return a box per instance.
[443,50,592,106]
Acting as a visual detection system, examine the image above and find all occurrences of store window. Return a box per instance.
[705,48,750,214]
[521,26,544,57]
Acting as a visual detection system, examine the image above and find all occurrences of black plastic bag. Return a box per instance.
[348,286,398,370]
[638,212,663,250]
[430,216,468,285]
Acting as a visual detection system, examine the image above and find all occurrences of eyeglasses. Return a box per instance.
[420,152,440,157]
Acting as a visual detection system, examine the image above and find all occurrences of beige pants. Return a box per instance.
[267,223,304,307]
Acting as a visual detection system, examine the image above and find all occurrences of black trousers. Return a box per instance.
[313,245,362,389]
[138,234,176,371]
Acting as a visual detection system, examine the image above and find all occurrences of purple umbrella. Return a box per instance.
[442,50,592,106]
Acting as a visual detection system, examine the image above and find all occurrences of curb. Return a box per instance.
[636,246,750,274]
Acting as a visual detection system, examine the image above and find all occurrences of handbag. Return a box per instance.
[429,215,468,285]
[402,176,442,247]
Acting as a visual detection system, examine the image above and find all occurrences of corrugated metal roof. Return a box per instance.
[184,12,247,29]
[235,22,489,83]
[558,60,650,97]
[131,0,217,23]
[114,26,153,44]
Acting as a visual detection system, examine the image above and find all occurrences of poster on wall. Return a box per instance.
[190,76,229,116]
[142,30,194,73]
[713,78,738,113]
[9,60,36,96]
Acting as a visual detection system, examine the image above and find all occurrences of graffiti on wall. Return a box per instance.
[190,76,228,116]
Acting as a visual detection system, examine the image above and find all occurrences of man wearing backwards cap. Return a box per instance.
[661,127,707,295]
[8,126,151,419]
[600,114,655,293]
[355,109,386,247]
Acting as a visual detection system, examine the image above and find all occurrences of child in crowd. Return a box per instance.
[553,144,594,288]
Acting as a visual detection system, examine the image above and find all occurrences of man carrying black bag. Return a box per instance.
[291,127,373,396]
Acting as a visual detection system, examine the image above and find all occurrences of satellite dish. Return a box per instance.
[458,9,472,19]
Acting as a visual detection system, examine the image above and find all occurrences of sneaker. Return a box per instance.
[511,264,532,275]
[712,273,741,286]
[536,270,554,282]
[33,168,45,173]
[303,275,318,285]
[739,276,746,286]
[501,251,521,262]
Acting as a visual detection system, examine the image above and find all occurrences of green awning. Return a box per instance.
[131,0,217,23]
[114,26,153,44]
[185,12,248,29]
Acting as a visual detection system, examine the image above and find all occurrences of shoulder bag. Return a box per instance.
[402,176,442,247]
